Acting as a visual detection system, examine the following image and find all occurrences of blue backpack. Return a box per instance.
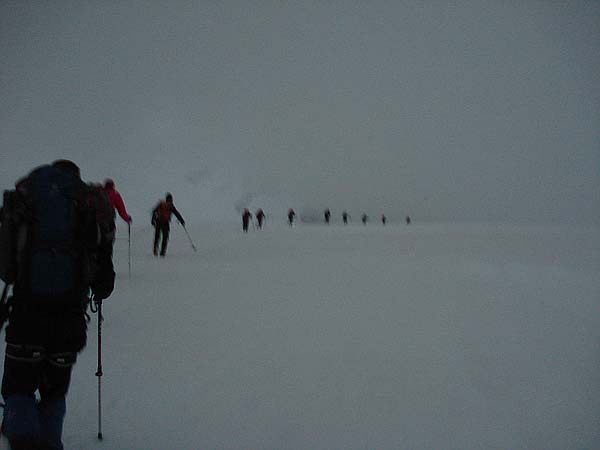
[0,165,96,300]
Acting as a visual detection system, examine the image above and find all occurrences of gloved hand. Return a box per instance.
[91,268,115,301]
[127,215,133,224]
[180,220,185,227]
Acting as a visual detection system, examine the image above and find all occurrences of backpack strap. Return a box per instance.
[0,284,12,334]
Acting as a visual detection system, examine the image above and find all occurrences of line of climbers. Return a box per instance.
[240,208,411,231]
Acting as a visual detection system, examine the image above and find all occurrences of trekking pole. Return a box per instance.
[182,225,197,252]
[94,297,104,440]
[128,222,131,279]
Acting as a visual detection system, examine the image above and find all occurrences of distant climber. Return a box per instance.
[242,208,253,232]
[151,193,185,257]
[287,208,296,226]
[256,209,266,229]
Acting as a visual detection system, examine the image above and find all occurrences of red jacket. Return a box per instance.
[104,180,131,223]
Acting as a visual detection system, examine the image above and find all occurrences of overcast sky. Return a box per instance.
[1,1,599,224]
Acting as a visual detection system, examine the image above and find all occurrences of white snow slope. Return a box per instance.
[1,222,599,449]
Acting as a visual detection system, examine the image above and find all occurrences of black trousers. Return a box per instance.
[2,301,87,401]
[153,222,170,255]
[1,302,85,450]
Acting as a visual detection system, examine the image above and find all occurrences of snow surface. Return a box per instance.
[1,222,599,449]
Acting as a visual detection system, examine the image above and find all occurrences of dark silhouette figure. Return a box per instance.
[287,209,296,226]
[151,193,185,256]
[342,211,349,225]
[406,215,411,225]
[381,214,387,225]
[324,209,331,224]
[256,209,266,229]
[242,208,252,232]
[361,213,368,225]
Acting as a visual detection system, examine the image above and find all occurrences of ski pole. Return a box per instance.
[182,225,197,252]
[128,222,131,279]
[95,297,104,440]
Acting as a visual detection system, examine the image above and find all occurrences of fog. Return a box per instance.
[1,1,599,224]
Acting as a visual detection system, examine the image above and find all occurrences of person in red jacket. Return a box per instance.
[151,193,185,256]
[104,179,132,224]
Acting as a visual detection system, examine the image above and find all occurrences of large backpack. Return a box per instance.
[0,165,100,301]
[0,190,28,285]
